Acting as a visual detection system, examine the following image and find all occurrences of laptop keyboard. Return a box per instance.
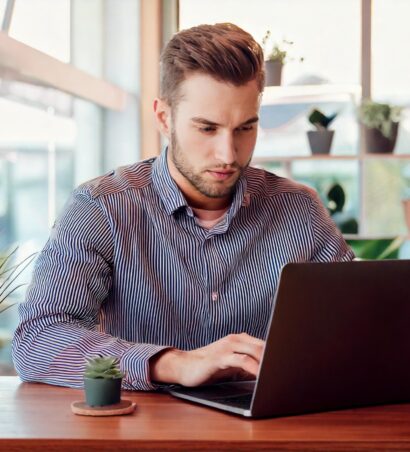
[214,393,253,409]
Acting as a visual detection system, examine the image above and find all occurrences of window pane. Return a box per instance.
[0,0,8,24]
[179,0,360,85]
[364,160,410,236]
[10,0,70,62]
[373,0,410,155]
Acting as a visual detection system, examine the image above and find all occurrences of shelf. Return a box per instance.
[252,155,356,164]
[261,83,361,105]
[344,234,410,241]
[252,153,410,164]
[363,153,410,160]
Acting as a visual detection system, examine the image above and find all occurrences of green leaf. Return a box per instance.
[308,109,338,129]
[84,356,125,379]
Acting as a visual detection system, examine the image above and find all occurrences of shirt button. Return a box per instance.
[211,292,218,301]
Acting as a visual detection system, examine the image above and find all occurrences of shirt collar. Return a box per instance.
[151,147,250,217]
[152,148,188,215]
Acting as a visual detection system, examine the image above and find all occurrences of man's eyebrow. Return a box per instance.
[240,116,259,126]
[190,116,259,126]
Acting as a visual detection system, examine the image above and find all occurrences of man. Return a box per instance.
[12,23,354,390]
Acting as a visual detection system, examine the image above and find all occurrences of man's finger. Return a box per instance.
[224,333,265,362]
[224,352,260,376]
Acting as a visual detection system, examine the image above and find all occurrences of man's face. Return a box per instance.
[161,73,261,206]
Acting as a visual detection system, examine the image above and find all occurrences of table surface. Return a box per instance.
[1,376,410,451]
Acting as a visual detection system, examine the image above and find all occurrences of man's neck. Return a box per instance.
[192,205,229,221]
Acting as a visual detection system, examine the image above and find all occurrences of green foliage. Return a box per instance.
[358,100,402,138]
[0,247,36,314]
[84,356,125,379]
[261,30,303,64]
[308,109,338,131]
[346,237,403,260]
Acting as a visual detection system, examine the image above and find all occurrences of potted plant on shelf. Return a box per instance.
[307,108,338,155]
[261,30,303,86]
[358,100,402,153]
[84,356,125,407]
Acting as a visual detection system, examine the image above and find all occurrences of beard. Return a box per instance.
[169,127,249,199]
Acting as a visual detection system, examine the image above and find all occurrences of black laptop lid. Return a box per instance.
[252,260,410,418]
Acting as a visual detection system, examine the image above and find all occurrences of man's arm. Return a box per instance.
[12,190,169,390]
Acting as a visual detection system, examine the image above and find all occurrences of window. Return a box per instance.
[0,0,141,374]
[9,0,70,62]
[178,0,410,242]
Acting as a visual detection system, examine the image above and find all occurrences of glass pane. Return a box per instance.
[255,86,359,157]
[292,160,360,234]
[179,0,361,86]
[372,0,410,155]
[10,0,70,62]
[0,0,7,25]
[364,160,410,236]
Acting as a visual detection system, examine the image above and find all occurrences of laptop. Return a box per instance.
[168,260,410,418]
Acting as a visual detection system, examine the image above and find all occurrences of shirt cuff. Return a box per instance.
[120,343,172,391]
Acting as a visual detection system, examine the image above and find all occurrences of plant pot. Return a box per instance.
[364,122,399,154]
[265,60,283,86]
[402,199,410,232]
[307,130,334,155]
[84,377,122,407]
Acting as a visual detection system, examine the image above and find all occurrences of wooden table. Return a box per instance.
[1,376,410,451]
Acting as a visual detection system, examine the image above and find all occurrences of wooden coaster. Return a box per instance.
[71,399,136,416]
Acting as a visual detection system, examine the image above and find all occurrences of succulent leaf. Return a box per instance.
[84,356,125,379]
[308,109,338,130]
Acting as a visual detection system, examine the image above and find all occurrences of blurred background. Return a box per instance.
[0,0,409,373]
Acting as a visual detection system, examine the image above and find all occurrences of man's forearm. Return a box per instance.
[12,316,168,391]
[149,348,185,384]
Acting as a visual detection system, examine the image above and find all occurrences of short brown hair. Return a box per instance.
[160,23,265,107]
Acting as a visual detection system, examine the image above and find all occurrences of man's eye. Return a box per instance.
[237,125,254,132]
[199,126,216,133]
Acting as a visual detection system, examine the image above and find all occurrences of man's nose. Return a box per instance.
[214,133,236,165]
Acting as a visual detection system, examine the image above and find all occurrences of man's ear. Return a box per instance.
[153,98,171,139]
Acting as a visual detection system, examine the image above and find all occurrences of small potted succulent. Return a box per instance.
[261,30,303,86]
[358,100,402,153]
[307,108,338,155]
[84,356,125,407]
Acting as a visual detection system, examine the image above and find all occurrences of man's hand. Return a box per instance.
[149,333,265,387]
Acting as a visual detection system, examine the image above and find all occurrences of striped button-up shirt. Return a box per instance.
[12,150,354,390]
